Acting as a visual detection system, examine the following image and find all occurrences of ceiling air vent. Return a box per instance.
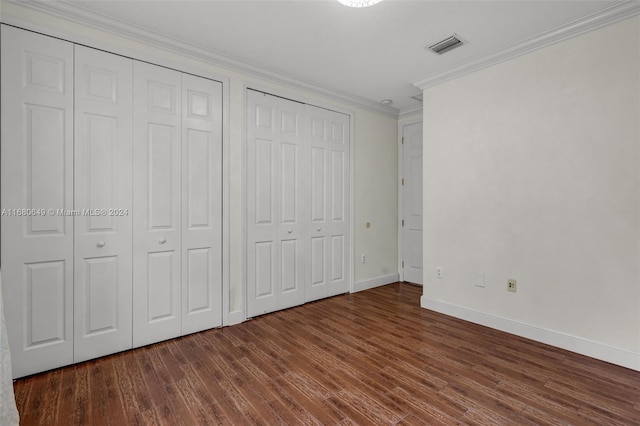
[428,34,464,55]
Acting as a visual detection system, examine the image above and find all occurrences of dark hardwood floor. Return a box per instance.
[13,282,640,425]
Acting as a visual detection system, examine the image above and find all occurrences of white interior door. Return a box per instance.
[1,26,75,377]
[402,122,423,285]
[246,90,307,317]
[132,61,182,347]
[306,105,351,301]
[181,74,223,334]
[73,46,134,362]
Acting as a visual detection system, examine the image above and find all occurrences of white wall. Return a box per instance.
[0,2,399,323]
[354,113,399,288]
[421,16,640,369]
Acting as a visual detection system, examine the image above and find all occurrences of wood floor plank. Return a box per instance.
[12,282,640,425]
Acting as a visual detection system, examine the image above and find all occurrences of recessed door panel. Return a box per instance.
[331,150,345,222]
[311,147,326,222]
[83,256,118,335]
[186,129,211,229]
[281,110,297,134]
[85,113,117,232]
[256,104,273,129]
[149,124,177,229]
[83,66,117,103]
[148,81,176,113]
[281,239,298,293]
[311,236,325,286]
[255,242,274,298]
[187,89,211,119]
[27,105,67,235]
[2,26,74,378]
[26,261,67,347]
[148,251,176,321]
[256,139,274,225]
[331,122,345,144]
[331,235,344,282]
[25,52,65,93]
[186,248,211,314]
[281,143,297,224]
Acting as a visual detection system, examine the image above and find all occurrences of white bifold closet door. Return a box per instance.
[74,46,134,362]
[246,90,350,318]
[1,26,75,378]
[132,62,222,347]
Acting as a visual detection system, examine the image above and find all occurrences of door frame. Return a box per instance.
[242,83,355,322]
[398,116,423,283]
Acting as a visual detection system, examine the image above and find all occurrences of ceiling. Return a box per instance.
[26,0,633,112]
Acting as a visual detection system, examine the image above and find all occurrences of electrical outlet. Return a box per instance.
[507,278,517,292]
[361,254,366,263]
[436,267,443,279]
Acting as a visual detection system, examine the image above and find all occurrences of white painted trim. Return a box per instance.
[412,1,640,90]
[355,274,400,293]
[398,105,423,121]
[421,297,640,372]
[7,0,399,119]
[245,82,357,119]
[220,68,232,327]
[398,124,403,283]
[349,105,356,295]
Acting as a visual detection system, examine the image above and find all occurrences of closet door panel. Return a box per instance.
[306,107,330,301]
[326,111,351,296]
[133,61,182,347]
[247,91,306,317]
[181,74,223,334]
[275,99,306,310]
[305,106,350,300]
[247,91,279,317]
[74,46,133,362]
[1,26,74,378]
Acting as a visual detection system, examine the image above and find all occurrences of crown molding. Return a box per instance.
[412,0,640,90]
[398,104,423,121]
[4,0,399,118]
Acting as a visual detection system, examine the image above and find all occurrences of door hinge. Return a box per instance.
[401,137,404,145]
[402,261,405,268]
[401,178,404,186]
[402,219,404,227]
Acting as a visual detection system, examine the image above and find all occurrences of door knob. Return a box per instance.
[287,229,292,234]
[159,238,167,244]
[317,227,321,232]
[97,241,106,248]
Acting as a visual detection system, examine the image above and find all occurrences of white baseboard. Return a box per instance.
[421,296,640,372]
[354,273,399,292]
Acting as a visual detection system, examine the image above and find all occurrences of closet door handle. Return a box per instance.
[97,241,106,248]
[159,238,167,245]
[287,229,292,234]
[316,227,321,232]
